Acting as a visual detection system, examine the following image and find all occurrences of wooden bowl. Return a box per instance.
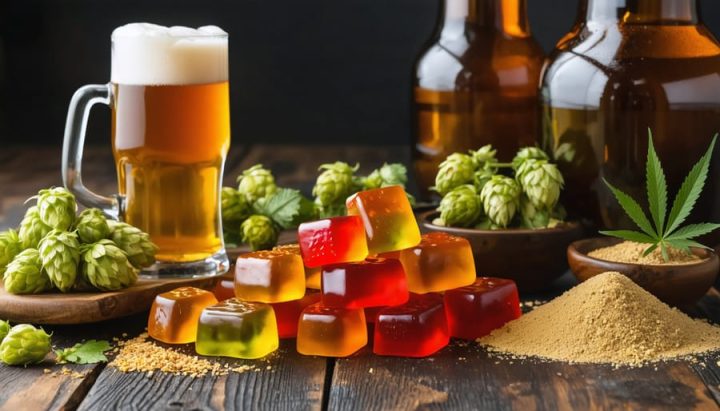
[419,211,585,292]
[568,237,719,307]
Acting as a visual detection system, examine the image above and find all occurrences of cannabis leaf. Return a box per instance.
[54,339,112,364]
[600,130,720,261]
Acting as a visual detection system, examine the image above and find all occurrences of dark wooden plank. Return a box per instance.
[77,339,326,411]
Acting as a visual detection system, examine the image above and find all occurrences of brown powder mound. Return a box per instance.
[479,272,720,366]
[588,241,700,265]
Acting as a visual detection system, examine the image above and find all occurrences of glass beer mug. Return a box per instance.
[62,23,231,277]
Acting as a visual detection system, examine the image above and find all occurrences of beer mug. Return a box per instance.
[62,23,230,277]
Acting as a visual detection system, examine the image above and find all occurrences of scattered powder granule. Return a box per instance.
[588,241,701,265]
[479,272,720,367]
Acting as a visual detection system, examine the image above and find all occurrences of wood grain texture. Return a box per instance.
[77,340,326,411]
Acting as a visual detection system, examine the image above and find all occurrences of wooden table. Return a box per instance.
[0,145,719,411]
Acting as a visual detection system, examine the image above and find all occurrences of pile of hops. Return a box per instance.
[433,146,565,229]
[0,187,157,294]
[221,162,412,251]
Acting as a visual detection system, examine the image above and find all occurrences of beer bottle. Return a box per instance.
[412,0,544,198]
[541,0,720,241]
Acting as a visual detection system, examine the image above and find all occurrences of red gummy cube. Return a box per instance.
[322,258,409,309]
[212,278,235,301]
[298,216,368,268]
[444,277,521,339]
[272,291,321,338]
[373,293,449,357]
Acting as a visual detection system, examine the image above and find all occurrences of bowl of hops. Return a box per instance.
[419,145,584,291]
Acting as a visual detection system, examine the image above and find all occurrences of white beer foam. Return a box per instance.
[111,23,228,85]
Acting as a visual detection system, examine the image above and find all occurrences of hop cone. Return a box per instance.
[0,324,51,365]
[437,184,483,227]
[516,159,564,210]
[222,187,250,225]
[469,145,497,169]
[107,221,157,269]
[433,153,475,196]
[0,229,22,275]
[241,215,278,251]
[0,320,9,343]
[473,168,494,192]
[3,249,51,294]
[480,175,521,228]
[38,230,80,292]
[512,147,549,170]
[18,206,52,249]
[75,208,110,243]
[520,196,550,229]
[313,162,360,207]
[237,164,277,203]
[36,187,77,230]
[80,239,138,291]
[364,163,408,189]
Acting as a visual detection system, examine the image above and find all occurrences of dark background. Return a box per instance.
[1,0,719,146]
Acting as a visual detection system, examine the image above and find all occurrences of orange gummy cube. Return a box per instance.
[148,287,218,344]
[274,244,322,289]
[397,232,476,294]
[235,250,306,303]
[297,303,367,357]
[346,186,421,254]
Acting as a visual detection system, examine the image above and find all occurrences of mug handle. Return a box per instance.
[61,83,122,219]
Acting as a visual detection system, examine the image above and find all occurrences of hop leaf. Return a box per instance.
[75,208,110,243]
[480,175,521,228]
[80,239,138,291]
[253,188,308,230]
[433,153,475,196]
[312,162,361,207]
[437,184,483,227]
[237,165,277,203]
[4,249,51,294]
[221,187,250,225]
[18,206,52,249]
[241,215,278,251]
[0,229,22,275]
[107,221,157,269]
[55,339,111,364]
[0,324,51,365]
[512,146,549,170]
[36,187,77,230]
[516,159,564,210]
[38,230,81,292]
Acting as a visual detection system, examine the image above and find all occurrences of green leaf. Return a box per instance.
[598,230,656,244]
[603,179,657,238]
[292,195,317,226]
[253,188,303,230]
[664,135,717,236]
[664,223,720,241]
[643,243,659,256]
[54,339,111,364]
[666,238,708,251]
[645,130,667,235]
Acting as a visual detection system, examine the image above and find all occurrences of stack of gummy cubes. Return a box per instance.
[147,185,522,359]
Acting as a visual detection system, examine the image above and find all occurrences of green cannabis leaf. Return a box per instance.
[600,129,720,261]
[54,339,111,364]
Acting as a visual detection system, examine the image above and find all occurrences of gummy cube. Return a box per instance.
[444,277,521,339]
[298,216,369,267]
[274,244,322,289]
[297,303,367,357]
[196,298,279,359]
[148,287,218,344]
[235,250,306,303]
[212,278,235,301]
[397,232,476,294]
[322,258,409,308]
[373,293,449,358]
[272,291,321,338]
[346,186,421,254]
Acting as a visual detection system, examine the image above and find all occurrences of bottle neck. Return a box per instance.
[443,0,530,37]
[585,0,699,24]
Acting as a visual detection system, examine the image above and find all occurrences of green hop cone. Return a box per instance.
[473,168,494,192]
[3,249,51,295]
[433,153,475,196]
[80,239,138,291]
[237,164,277,203]
[107,221,157,269]
[364,163,408,189]
[480,175,521,228]
[36,187,77,230]
[516,159,564,210]
[313,162,361,207]
[38,230,80,292]
[0,229,22,275]
[0,320,10,343]
[520,196,550,229]
[512,146,549,170]
[0,324,51,365]
[241,215,278,251]
[221,187,251,225]
[437,184,483,228]
[18,206,52,249]
[469,145,497,169]
[75,208,110,243]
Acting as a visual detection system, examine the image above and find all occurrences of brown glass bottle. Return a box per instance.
[541,0,720,241]
[412,0,544,198]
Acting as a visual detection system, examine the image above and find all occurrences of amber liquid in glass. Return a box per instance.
[112,82,231,262]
